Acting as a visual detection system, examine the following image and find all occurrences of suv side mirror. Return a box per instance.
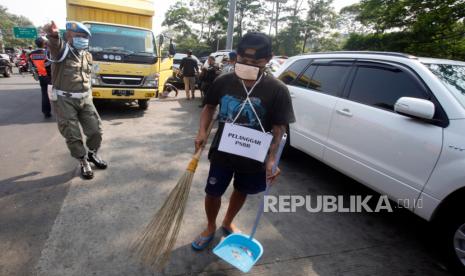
[394,97,435,120]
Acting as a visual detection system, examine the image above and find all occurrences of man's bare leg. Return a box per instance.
[195,194,221,245]
[222,189,247,233]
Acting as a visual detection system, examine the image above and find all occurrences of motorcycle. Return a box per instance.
[17,58,29,74]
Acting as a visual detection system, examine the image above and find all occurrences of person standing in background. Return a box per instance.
[29,36,52,118]
[199,56,220,108]
[179,49,199,100]
[221,51,237,74]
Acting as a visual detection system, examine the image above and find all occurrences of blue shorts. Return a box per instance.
[205,163,267,197]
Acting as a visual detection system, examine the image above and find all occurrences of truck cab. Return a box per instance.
[66,0,174,110]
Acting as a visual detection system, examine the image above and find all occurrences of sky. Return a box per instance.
[0,0,360,35]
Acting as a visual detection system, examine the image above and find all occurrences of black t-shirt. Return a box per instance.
[205,72,296,173]
[179,56,198,77]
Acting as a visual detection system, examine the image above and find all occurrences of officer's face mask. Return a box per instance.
[235,62,261,81]
[72,37,89,50]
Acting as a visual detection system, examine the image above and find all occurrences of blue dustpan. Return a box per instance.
[213,134,287,273]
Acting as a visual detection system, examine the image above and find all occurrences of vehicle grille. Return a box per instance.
[100,75,144,87]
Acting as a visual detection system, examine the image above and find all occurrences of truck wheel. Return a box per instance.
[3,67,12,77]
[138,99,149,110]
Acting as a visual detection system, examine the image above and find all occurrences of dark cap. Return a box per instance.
[237,32,272,60]
[229,51,237,60]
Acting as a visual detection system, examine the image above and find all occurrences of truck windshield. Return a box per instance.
[88,24,156,56]
[426,63,465,109]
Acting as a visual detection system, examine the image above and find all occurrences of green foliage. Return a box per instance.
[162,1,193,37]
[343,0,465,61]
[235,0,267,38]
[301,0,338,53]
[0,5,35,49]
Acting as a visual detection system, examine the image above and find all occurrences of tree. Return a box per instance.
[301,0,337,53]
[162,1,193,37]
[337,4,371,34]
[343,0,465,60]
[0,5,35,49]
[235,0,267,38]
[274,0,305,55]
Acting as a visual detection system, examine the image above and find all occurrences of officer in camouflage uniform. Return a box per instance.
[44,20,107,179]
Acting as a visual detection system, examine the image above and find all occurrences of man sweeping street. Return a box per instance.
[44,20,108,179]
[192,32,295,250]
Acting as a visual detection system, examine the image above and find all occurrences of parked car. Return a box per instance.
[274,51,465,273]
[167,53,201,87]
[204,50,231,68]
[0,53,13,77]
[267,56,288,73]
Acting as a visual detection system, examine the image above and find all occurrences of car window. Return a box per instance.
[293,65,316,88]
[302,64,351,96]
[349,65,428,111]
[278,59,310,84]
[426,63,465,109]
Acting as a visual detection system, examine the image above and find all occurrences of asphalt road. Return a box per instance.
[0,73,454,276]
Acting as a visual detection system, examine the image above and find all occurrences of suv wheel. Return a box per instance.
[440,211,465,274]
[138,99,149,110]
[449,219,465,273]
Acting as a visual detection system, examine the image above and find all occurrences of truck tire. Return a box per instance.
[3,67,12,77]
[138,99,149,110]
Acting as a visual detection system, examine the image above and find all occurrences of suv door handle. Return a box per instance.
[336,108,353,117]
[290,92,296,98]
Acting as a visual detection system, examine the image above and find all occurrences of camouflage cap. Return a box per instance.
[66,21,91,37]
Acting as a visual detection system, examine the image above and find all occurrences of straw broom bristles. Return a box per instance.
[132,119,215,270]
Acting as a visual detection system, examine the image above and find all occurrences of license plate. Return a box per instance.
[112,90,134,96]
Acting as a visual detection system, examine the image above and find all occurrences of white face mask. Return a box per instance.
[72,37,89,50]
[235,62,260,81]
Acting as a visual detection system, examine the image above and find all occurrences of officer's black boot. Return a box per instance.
[80,158,94,180]
[88,150,108,169]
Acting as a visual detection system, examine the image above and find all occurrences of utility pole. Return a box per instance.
[226,0,236,50]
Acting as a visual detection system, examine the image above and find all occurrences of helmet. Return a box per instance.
[35,36,47,48]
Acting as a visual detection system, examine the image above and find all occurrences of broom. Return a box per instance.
[132,117,216,269]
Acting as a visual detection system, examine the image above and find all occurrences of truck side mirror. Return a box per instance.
[158,34,164,47]
[168,40,176,56]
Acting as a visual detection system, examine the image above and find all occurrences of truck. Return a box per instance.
[66,0,175,110]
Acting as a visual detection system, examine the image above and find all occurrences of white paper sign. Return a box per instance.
[218,123,273,162]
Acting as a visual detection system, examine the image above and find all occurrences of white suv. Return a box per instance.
[275,51,465,273]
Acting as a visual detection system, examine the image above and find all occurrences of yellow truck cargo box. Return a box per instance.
[66,0,154,29]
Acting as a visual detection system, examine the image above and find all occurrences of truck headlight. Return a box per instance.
[91,72,101,85]
[143,73,159,87]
